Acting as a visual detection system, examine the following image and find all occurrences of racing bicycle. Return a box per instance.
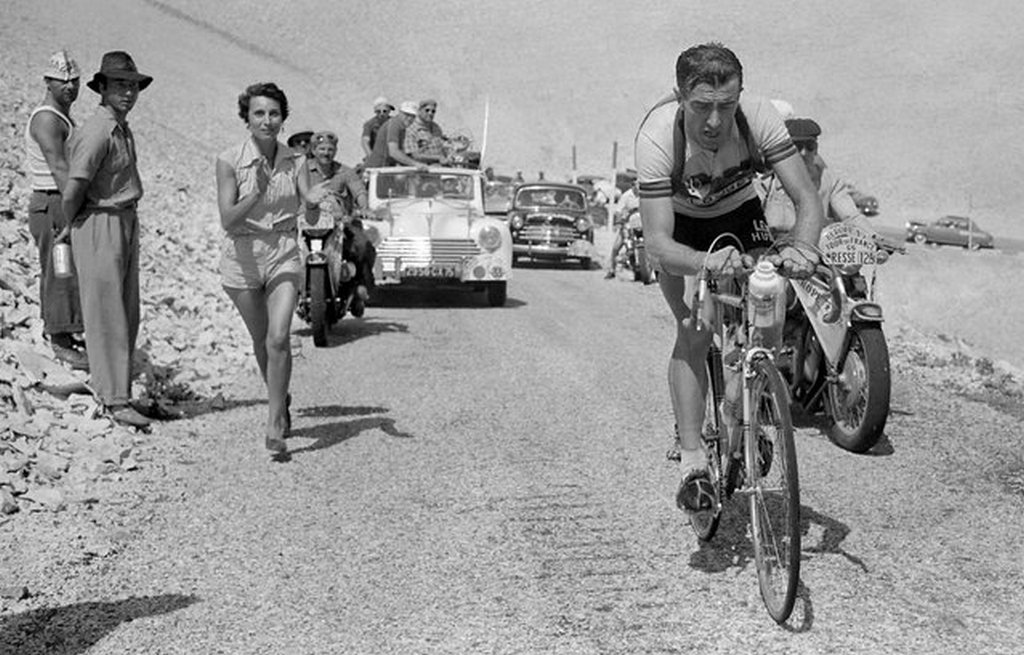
[687,235,802,624]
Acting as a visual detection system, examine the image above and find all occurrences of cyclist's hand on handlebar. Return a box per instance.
[705,246,750,279]
[768,244,819,278]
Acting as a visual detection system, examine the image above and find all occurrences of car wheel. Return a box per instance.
[913,234,927,245]
[486,281,507,307]
[579,257,592,270]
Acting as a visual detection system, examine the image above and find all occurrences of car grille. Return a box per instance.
[377,237,481,267]
[519,213,580,243]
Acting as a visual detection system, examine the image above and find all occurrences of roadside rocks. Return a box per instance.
[0,73,252,523]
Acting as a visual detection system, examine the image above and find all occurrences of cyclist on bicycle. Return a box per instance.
[635,42,824,513]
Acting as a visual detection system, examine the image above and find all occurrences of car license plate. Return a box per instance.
[401,263,460,279]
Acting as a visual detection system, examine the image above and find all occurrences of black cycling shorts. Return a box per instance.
[672,198,773,253]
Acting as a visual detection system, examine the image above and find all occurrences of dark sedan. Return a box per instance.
[507,183,594,268]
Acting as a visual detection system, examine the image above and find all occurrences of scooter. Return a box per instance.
[298,222,360,347]
[617,209,656,284]
[779,222,903,453]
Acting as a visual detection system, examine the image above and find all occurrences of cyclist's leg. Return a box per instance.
[657,270,713,468]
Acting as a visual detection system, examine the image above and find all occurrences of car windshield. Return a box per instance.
[515,187,585,210]
[376,172,475,201]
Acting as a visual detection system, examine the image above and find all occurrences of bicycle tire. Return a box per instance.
[690,357,724,541]
[746,355,801,623]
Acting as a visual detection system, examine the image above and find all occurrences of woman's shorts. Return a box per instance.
[220,232,302,290]
[672,198,773,253]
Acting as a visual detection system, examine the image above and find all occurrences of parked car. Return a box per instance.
[362,166,512,306]
[507,182,594,268]
[906,215,994,250]
[849,190,879,216]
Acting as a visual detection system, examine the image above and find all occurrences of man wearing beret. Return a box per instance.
[761,117,878,237]
[24,50,88,370]
[62,51,153,428]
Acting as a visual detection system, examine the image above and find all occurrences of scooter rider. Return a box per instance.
[636,42,823,513]
[298,131,376,316]
[605,179,640,279]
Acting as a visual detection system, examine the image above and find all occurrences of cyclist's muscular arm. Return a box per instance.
[640,196,703,276]
[773,154,824,247]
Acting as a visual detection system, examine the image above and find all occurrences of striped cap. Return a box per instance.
[43,50,80,81]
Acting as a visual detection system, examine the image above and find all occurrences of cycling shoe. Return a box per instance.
[676,467,715,513]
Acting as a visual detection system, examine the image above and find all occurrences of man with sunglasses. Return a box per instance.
[635,42,823,514]
[361,97,393,159]
[405,99,450,165]
[300,131,375,315]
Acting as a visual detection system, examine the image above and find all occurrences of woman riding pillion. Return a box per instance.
[635,43,824,513]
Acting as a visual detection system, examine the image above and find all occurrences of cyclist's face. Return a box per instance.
[794,139,818,172]
[682,77,741,151]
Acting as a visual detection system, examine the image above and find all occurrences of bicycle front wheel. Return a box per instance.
[746,356,801,623]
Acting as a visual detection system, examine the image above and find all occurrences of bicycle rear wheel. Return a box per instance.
[746,356,800,623]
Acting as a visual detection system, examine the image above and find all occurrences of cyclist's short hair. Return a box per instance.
[675,42,744,95]
[237,82,290,123]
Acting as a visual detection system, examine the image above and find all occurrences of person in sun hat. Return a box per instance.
[62,51,154,428]
[364,100,425,169]
[24,49,89,370]
[361,96,394,158]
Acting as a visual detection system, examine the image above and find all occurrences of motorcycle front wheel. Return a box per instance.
[826,325,890,453]
[309,266,331,348]
[634,244,655,285]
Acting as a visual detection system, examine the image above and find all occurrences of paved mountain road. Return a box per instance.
[5,254,1023,653]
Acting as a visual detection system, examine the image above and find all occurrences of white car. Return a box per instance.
[363,166,512,306]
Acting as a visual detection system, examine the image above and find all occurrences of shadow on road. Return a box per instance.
[687,497,867,630]
[372,287,526,310]
[792,407,896,457]
[293,317,410,349]
[285,405,414,457]
[0,593,199,655]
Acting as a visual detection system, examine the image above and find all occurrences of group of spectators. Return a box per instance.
[361,97,453,169]
[22,48,437,449]
[25,49,153,429]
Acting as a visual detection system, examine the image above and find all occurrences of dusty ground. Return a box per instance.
[2,1,1024,653]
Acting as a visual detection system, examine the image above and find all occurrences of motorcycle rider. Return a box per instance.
[636,43,823,513]
[605,179,640,279]
[760,117,889,257]
[298,131,375,316]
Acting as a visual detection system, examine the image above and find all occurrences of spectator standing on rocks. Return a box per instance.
[364,101,424,169]
[361,96,393,160]
[215,82,303,454]
[24,50,88,370]
[62,51,154,429]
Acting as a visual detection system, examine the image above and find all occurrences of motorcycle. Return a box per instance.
[616,209,656,284]
[779,222,904,453]
[298,220,361,347]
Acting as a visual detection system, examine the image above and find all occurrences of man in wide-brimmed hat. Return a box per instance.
[25,50,88,370]
[62,50,153,428]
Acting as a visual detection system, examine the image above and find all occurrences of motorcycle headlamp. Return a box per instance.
[575,217,591,233]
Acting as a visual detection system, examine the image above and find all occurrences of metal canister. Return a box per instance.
[52,242,73,278]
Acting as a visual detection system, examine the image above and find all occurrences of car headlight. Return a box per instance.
[575,217,591,233]
[477,224,502,252]
[510,214,524,230]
